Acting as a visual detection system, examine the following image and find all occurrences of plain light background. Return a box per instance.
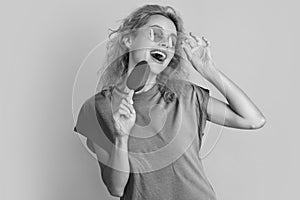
[1,0,299,199]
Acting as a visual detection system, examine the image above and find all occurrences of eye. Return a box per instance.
[153,28,164,41]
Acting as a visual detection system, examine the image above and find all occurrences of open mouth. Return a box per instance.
[150,49,167,64]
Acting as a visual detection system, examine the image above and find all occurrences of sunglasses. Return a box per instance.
[146,26,178,49]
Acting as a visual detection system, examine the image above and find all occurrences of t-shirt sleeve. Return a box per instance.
[73,96,113,155]
[192,83,210,138]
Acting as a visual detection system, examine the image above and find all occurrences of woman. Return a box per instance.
[73,4,266,199]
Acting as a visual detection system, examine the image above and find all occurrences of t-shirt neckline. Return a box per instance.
[112,83,160,100]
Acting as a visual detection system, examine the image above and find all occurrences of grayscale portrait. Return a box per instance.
[2,1,298,200]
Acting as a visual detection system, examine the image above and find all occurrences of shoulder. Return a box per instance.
[163,79,200,98]
[79,86,114,114]
[165,79,210,106]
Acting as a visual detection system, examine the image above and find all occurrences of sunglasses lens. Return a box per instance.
[170,36,177,48]
[149,28,154,40]
[149,27,177,48]
[152,28,164,42]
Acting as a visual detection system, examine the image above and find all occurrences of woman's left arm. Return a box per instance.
[203,64,266,129]
[182,33,266,130]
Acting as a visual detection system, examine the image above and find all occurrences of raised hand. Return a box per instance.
[181,32,215,80]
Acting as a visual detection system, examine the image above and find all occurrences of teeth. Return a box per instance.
[151,50,166,59]
[150,50,167,62]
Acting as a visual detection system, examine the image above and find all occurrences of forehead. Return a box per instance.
[145,14,177,35]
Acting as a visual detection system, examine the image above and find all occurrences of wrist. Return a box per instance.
[204,63,219,82]
[114,135,129,148]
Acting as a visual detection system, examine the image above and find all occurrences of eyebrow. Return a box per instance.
[149,25,163,29]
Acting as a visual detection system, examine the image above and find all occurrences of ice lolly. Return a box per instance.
[126,60,150,92]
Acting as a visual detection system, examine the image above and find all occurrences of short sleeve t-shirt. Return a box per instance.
[73,79,217,200]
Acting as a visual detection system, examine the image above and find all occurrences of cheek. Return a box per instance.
[130,50,147,63]
[166,52,175,63]
[131,36,152,50]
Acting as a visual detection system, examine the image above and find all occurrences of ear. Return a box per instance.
[122,35,133,49]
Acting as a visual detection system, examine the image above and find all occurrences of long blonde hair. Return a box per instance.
[96,4,191,99]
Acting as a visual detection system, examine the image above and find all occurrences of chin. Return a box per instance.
[148,60,169,75]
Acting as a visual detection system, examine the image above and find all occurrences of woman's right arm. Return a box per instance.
[93,89,136,197]
[92,135,130,197]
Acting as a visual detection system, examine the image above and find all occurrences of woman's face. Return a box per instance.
[127,14,178,75]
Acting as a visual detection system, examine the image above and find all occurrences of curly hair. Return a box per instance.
[96,4,191,98]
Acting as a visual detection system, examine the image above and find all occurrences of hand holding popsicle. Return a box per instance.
[112,89,136,137]
[112,59,151,137]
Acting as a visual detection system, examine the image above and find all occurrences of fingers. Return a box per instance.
[127,89,134,105]
[121,99,135,114]
[184,37,196,49]
[189,32,201,44]
[201,36,210,47]
[188,32,210,47]
[119,104,134,118]
[116,89,136,119]
[120,103,131,114]
[182,36,203,59]
[118,107,131,118]
[118,96,135,118]
[181,40,192,60]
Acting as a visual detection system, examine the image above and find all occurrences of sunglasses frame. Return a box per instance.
[143,26,178,49]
